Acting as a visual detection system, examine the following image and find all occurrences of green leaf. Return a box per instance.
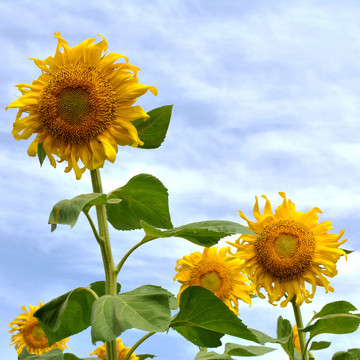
[332,349,360,360]
[89,281,121,297]
[225,343,276,356]
[137,355,156,360]
[91,285,172,343]
[276,317,301,360]
[63,355,94,360]
[170,287,258,347]
[18,348,64,360]
[133,105,173,149]
[249,329,289,345]
[194,352,233,360]
[141,220,256,246]
[34,287,97,345]
[310,341,331,351]
[107,174,173,231]
[37,143,47,166]
[302,313,360,338]
[48,193,107,231]
[309,301,357,324]
[341,248,354,255]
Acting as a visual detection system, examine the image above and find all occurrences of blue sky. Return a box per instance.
[1,0,360,359]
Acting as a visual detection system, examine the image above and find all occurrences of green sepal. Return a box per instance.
[37,143,47,166]
[194,352,233,360]
[18,348,93,360]
[341,248,354,255]
[91,285,172,343]
[225,343,276,356]
[133,105,173,149]
[310,341,331,351]
[89,281,121,296]
[276,316,301,360]
[34,287,98,345]
[107,174,173,231]
[332,348,360,360]
[170,286,258,347]
[141,220,256,246]
[48,193,108,231]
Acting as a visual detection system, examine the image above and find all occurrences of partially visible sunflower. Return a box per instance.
[9,302,69,355]
[90,338,138,360]
[6,32,157,179]
[292,325,301,353]
[228,192,347,307]
[174,246,254,314]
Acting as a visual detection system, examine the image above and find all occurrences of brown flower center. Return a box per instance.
[38,63,117,145]
[255,219,315,280]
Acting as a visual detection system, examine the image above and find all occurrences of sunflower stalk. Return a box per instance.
[90,169,118,360]
[291,297,308,360]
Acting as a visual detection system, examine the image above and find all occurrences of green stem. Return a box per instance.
[291,297,308,360]
[90,169,117,360]
[123,332,155,360]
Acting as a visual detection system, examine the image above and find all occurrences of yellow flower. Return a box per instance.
[90,338,139,360]
[292,325,301,353]
[6,32,157,179]
[228,192,347,307]
[8,302,69,355]
[174,246,254,314]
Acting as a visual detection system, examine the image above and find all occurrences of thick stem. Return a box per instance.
[291,297,308,360]
[90,169,117,360]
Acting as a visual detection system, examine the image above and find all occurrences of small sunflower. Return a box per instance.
[90,338,139,360]
[9,302,69,355]
[228,192,347,307]
[6,32,157,179]
[174,246,254,314]
[292,325,301,353]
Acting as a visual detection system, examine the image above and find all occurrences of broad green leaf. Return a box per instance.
[194,351,233,360]
[302,314,360,338]
[332,349,360,360]
[225,343,276,356]
[310,341,331,351]
[133,105,173,149]
[63,355,94,360]
[170,287,258,347]
[276,317,301,360]
[107,174,172,231]
[37,143,47,166]
[249,329,289,345]
[19,348,64,360]
[89,281,121,297]
[34,287,97,345]
[91,285,172,343]
[141,220,256,246]
[137,355,156,360]
[308,301,357,324]
[48,193,107,231]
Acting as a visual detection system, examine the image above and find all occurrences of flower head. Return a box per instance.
[228,192,347,307]
[174,246,254,314]
[9,302,69,355]
[292,325,301,353]
[6,32,157,179]
[90,338,138,360]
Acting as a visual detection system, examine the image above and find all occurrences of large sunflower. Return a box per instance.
[228,192,347,307]
[6,32,157,179]
[174,246,254,314]
[90,338,139,360]
[9,302,69,355]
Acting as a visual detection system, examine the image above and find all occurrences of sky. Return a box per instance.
[1,0,360,359]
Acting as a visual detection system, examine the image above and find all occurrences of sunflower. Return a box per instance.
[174,246,254,314]
[228,192,347,307]
[6,32,157,179]
[292,325,301,353]
[9,302,69,355]
[90,338,139,360]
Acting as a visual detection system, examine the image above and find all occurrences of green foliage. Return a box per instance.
[141,220,256,246]
[48,193,107,231]
[34,287,97,345]
[309,301,357,323]
[133,105,173,149]
[170,286,258,347]
[89,280,121,296]
[137,355,156,360]
[332,349,360,360]
[276,317,301,360]
[91,285,172,343]
[225,343,276,356]
[107,174,173,231]
[37,143,46,166]
[18,348,93,360]
[194,352,233,360]
[249,328,289,345]
[309,341,331,351]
